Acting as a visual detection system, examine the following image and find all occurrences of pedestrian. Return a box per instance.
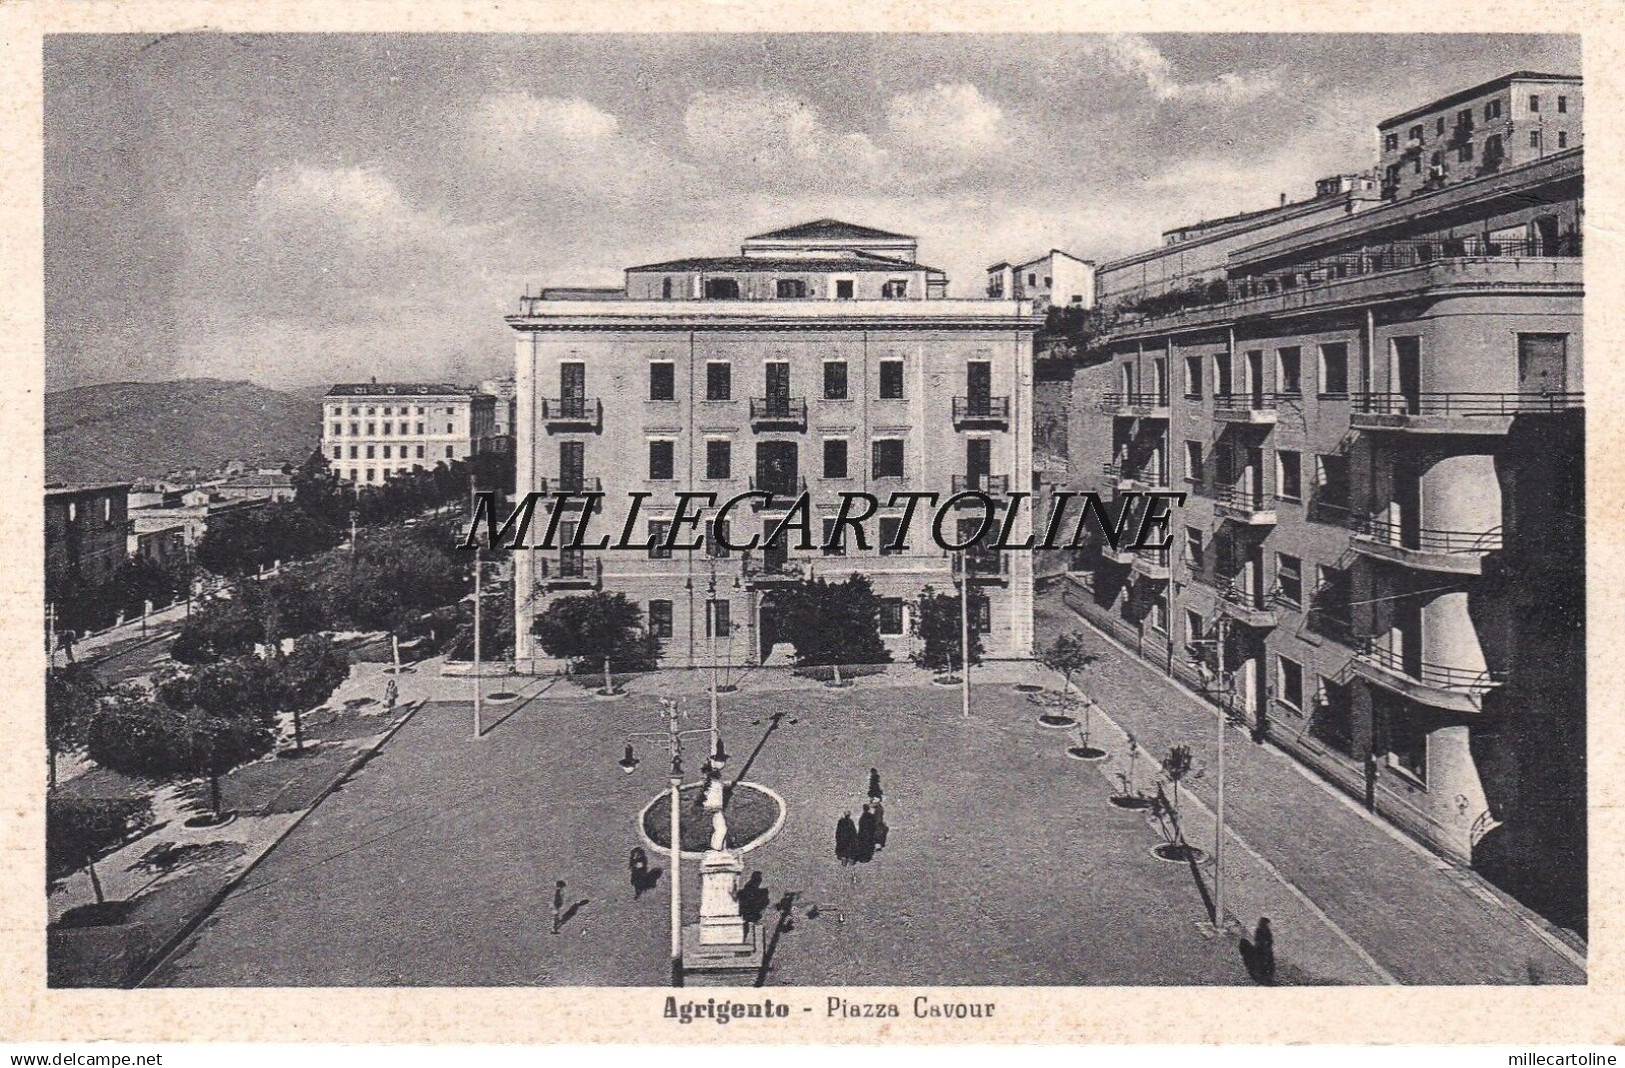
[868,767,883,802]
[552,879,566,934]
[629,847,649,899]
[739,872,770,924]
[384,677,398,710]
[835,811,857,866]
[1255,917,1276,984]
[872,799,888,851]
[855,803,878,863]
[1364,748,1380,813]
[60,630,76,664]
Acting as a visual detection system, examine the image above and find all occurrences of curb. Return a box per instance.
[130,699,427,988]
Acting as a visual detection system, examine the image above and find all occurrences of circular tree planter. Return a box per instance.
[1151,843,1205,864]
[345,697,376,709]
[1013,683,1045,694]
[932,675,962,687]
[183,812,238,830]
[592,688,629,701]
[53,900,135,929]
[1037,714,1078,729]
[485,691,519,703]
[713,684,740,694]
[277,745,320,760]
[638,781,786,861]
[382,665,416,676]
[1067,745,1109,761]
[1109,794,1154,810]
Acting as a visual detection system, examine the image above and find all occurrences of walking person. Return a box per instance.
[1253,917,1276,985]
[871,799,888,852]
[384,677,398,711]
[552,879,567,934]
[835,811,857,866]
[867,767,883,803]
[629,847,649,900]
[855,803,878,864]
[1364,747,1380,813]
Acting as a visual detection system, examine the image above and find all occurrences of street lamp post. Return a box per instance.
[621,697,714,986]
[1188,614,1231,933]
[473,545,483,739]
[957,551,971,719]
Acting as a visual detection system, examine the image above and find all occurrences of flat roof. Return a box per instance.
[46,482,131,497]
[1379,71,1580,130]
[626,254,943,274]
[326,383,474,397]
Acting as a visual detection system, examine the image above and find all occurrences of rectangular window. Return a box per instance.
[879,359,905,399]
[1319,343,1349,395]
[416,445,424,459]
[1558,94,1568,113]
[824,361,848,400]
[822,518,846,556]
[366,445,375,459]
[383,445,392,459]
[835,279,855,300]
[1558,132,1568,149]
[1276,553,1302,608]
[648,599,673,638]
[446,445,454,458]
[332,445,342,459]
[366,422,376,435]
[1386,710,1428,783]
[705,439,731,480]
[1277,347,1301,394]
[1529,94,1540,113]
[879,516,904,555]
[706,362,731,401]
[382,422,392,436]
[972,596,992,633]
[349,446,358,459]
[1149,589,1168,634]
[706,519,730,559]
[647,521,672,560]
[1485,98,1501,120]
[648,440,675,481]
[1277,655,1304,712]
[872,439,905,479]
[1530,130,1542,148]
[1458,139,1474,163]
[706,599,731,637]
[1183,525,1204,571]
[881,279,908,299]
[880,598,905,635]
[350,422,359,435]
[1184,355,1203,398]
[366,469,376,482]
[1383,131,1398,151]
[446,423,454,434]
[331,422,342,437]
[775,278,807,298]
[1184,440,1204,484]
[1408,124,1423,142]
[1276,450,1302,501]
[823,438,849,479]
[1185,609,1204,647]
[649,362,675,401]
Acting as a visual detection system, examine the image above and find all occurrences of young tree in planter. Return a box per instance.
[89,684,275,824]
[1156,744,1203,858]
[46,794,152,923]
[532,591,660,692]
[46,664,103,790]
[1039,631,1100,739]
[774,575,891,681]
[911,588,982,678]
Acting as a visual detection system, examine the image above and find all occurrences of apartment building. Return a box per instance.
[986,249,1095,310]
[45,482,131,591]
[508,219,1039,671]
[1378,71,1581,202]
[322,383,498,485]
[1063,82,1583,928]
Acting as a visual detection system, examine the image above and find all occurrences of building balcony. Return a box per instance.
[541,397,603,432]
[749,397,808,430]
[537,476,603,496]
[748,475,808,510]
[1215,580,1279,628]
[1306,492,1353,529]
[950,473,1011,500]
[536,553,602,591]
[1101,462,1134,491]
[1350,516,1503,575]
[1213,484,1277,525]
[1350,392,1583,434]
[1099,392,1170,419]
[952,548,1009,584]
[952,396,1010,429]
[1352,637,1506,714]
[1213,393,1280,424]
[1132,547,1171,580]
[740,552,807,585]
[1126,466,1169,491]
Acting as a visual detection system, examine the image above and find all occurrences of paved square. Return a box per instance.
[147,681,1250,986]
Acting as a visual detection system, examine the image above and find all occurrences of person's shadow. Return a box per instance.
[632,867,663,899]
[1238,937,1275,985]
[738,872,771,924]
[557,898,590,931]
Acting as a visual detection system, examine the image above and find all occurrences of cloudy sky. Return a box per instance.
[44,33,1579,391]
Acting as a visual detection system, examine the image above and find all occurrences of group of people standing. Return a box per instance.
[835,768,889,867]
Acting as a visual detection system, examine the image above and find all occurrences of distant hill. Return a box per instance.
[45,378,322,485]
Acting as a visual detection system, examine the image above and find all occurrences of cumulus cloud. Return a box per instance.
[886,82,1010,157]
[463,91,679,202]
[255,165,453,245]
[471,92,621,145]
[1102,35,1279,103]
[683,88,885,177]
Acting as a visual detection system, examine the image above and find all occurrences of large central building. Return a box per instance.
[508,219,1039,670]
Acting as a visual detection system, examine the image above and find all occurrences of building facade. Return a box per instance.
[986,250,1095,310]
[1377,71,1581,202]
[509,220,1039,671]
[1061,82,1583,930]
[45,483,131,591]
[321,384,498,484]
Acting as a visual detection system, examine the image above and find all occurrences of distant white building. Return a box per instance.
[985,250,1094,310]
[322,383,498,485]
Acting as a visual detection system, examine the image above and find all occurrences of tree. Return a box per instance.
[1154,744,1204,859]
[89,684,275,823]
[46,795,152,910]
[170,599,262,663]
[274,635,350,752]
[1040,631,1099,743]
[773,575,891,670]
[46,664,103,789]
[532,592,659,685]
[194,510,269,577]
[449,578,514,662]
[912,587,983,675]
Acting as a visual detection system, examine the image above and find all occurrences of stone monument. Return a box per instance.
[682,771,765,977]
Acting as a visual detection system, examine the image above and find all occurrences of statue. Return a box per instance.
[710,809,729,851]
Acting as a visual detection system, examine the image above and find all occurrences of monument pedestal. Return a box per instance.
[683,847,764,975]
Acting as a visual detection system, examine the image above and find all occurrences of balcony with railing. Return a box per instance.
[952,547,1009,584]
[541,397,603,431]
[1352,636,1506,713]
[538,475,603,496]
[1213,392,1280,425]
[1350,515,1503,575]
[1350,391,1583,434]
[536,552,602,591]
[1306,484,1353,528]
[953,395,1010,429]
[740,551,807,585]
[748,475,808,510]
[1098,391,1170,419]
[749,396,808,430]
[950,473,1011,500]
[1132,545,1171,581]
[1215,577,1279,628]
[1101,461,1134,491]
[1214,482,1278,525]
